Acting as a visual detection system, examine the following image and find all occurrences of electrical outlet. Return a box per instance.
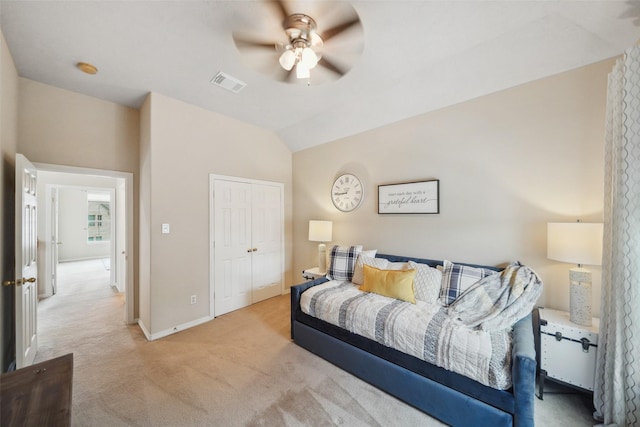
[190,295,196,305]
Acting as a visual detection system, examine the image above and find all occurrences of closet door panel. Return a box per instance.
[214,180,253,316]
[251,184,282,303]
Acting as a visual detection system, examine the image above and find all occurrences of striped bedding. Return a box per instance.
[300,280,513,390]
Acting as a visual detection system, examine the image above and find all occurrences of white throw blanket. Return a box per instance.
[447,262,543,332]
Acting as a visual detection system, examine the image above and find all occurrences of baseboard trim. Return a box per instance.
[137,316,212,341]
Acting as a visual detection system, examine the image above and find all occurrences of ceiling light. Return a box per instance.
[279,50,296,71]
[76,62,98,75]
[301,47,318,68]
[296,62,310,79]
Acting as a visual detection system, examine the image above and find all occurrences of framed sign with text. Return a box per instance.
[378,179,439,214]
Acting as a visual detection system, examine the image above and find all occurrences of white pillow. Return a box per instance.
[351,255,408,285]
[361,249,377,258]
[408,261,442,304]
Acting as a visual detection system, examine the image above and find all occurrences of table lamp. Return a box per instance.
[308,220,333,274]
[547,221,603,326]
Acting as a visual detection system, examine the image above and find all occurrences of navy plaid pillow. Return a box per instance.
[327,245,362,282]
[438,260,497,306]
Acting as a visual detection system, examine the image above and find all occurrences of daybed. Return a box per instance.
[290,252,538,427]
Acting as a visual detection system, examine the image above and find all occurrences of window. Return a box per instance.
[87,192,111,242]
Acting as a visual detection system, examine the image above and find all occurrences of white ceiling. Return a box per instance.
[2,1,640,152]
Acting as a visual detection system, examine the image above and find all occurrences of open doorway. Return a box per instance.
[50,187,115,292]
[34,163,134,325]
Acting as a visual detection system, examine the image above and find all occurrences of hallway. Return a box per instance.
[34,259,125,364]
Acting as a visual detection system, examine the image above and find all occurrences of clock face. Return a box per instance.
[331,173,364,212]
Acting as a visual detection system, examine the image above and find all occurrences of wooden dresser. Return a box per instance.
[1,353,73,426]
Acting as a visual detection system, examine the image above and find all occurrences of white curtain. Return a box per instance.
[593,46,640,426]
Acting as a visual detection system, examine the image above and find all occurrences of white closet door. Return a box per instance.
[212,177,284,316]
[214,180,253,316]
[250,183,282,303]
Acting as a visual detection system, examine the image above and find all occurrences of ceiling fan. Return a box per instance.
[233,0,363,84]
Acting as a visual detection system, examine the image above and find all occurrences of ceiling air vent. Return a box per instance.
[211,71,246,93]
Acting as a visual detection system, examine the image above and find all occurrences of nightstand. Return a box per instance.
[302,267,325,281]
[537,307,600,400]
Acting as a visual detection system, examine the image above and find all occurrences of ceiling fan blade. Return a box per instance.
[233,34,279,51]
[318,57,346,77]
[320,16,361,41]
[269,0,289,25]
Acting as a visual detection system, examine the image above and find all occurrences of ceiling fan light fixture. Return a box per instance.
[296,62,310,79]
[233,7,361,84]
[301,47,318,69]
[279,49,296,71]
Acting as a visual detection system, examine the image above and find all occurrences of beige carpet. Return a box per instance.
[35,260,595,426]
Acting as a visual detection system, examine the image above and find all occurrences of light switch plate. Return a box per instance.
[162,223,170,234]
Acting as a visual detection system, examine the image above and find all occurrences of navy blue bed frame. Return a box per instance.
[290,254,536,427]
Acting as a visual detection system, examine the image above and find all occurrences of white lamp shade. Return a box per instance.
[547,222,603,266]
[309,220,332,242]
[279,50,296,71]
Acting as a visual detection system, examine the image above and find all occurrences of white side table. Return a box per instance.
[537,308,600,400]
[302,267,325,281]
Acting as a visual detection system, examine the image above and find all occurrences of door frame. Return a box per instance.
[50,187,59,295]
[209,174,285,319]
[34,163,135,324]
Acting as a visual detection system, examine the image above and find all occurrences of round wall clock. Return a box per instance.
[331,173,364,212]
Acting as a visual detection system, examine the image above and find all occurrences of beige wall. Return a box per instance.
[18,79,140,172]
[18,78,141,316]
[293,59,613,317]
[138,95,151,330]
[140,92,293,336]
[1,29,19,371]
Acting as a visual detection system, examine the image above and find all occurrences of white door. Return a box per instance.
[212,177,283,317]
[14,154,38,368]
[251,184,282,303]
[214,180,253,315]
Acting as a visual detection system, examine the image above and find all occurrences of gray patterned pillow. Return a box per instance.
[408,261,442,304]
[326,245,363,282]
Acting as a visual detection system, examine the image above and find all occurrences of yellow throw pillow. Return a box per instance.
[360,264,417,304]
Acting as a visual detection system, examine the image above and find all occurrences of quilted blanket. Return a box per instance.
[447,262,543,332]
[300,281,513,389]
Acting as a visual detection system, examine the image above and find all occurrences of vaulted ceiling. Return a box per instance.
[2,1,639,151]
